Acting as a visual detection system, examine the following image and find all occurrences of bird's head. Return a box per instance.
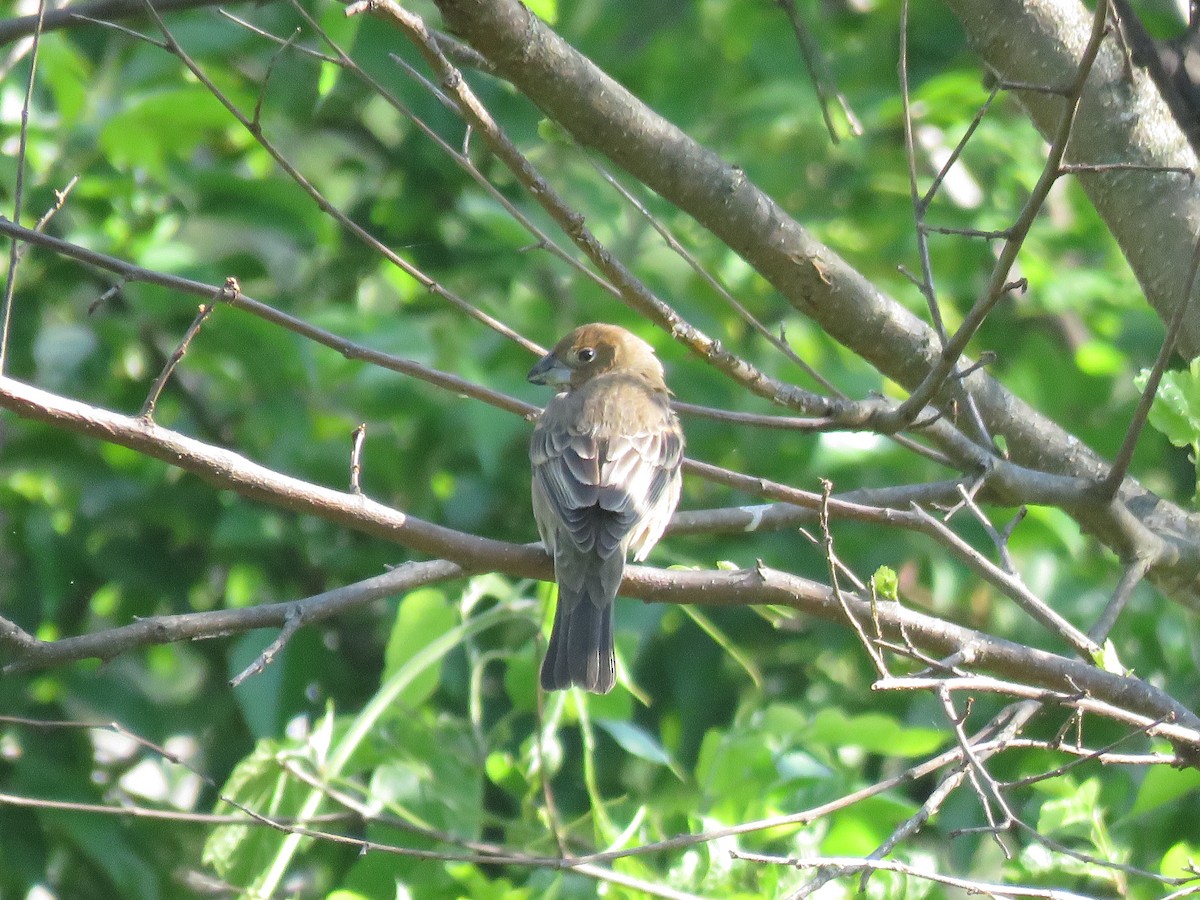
[527,323,667,391]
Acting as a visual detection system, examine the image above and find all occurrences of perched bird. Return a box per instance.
[528,324,684,693]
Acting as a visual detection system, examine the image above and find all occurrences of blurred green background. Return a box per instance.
[1,0,1198,897]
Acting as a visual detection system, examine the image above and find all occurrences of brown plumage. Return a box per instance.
[528,324,684,693]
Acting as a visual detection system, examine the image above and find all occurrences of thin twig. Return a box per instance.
[756,849,1104,900]
[229,604,304,686]
[900,0,946,342]
[1096,228,1200,499]
[996,79,1072,95]
[349,423,366,494]
[908,503,1101,659]
[0,0,46,374]
[13,174,79,265]
[922,224,1012,239]
[887,0,1113,431]
[774,0,862,144]
[139,278,233,420]
[136,0,543,357]
[818,479,887,676]
[0,0,216,47]
[252,25,301,128]
[874,673,1199,748]
[937,686,1015,856]
[1087,557,1150,644]
[953,481,1019,573]
[590,162,839,393]
[921,86,1000,209]
[1059,162,1194,179]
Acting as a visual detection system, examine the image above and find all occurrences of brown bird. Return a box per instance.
[528,323,684,693]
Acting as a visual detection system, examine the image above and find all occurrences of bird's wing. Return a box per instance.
[531,400,683,560]
[597,424,683,560]
[530,418,608,555]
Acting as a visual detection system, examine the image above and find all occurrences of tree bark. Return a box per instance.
[945,0,1200,355]
[430,0,1200,605]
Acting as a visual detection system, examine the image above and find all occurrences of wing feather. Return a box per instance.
[531,382,683,564]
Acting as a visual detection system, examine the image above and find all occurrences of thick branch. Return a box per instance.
[945,0,1200,355]
[0,559,465,673]
[1,375,1198,752]
[427,0,1200,608]
[0,375,542,576]
[0,0,221,46]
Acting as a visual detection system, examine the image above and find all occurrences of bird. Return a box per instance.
[528,323,684,693]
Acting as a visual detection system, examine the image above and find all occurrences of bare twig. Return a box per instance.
[13,174,79,264]
[1087,556,1151,644]
[818,479,887,676]
[0,0,46,374]
[936,685,1015,854]
[228,604,304,687]
[135,0,543,357]
[589,162,839,393]
[900,0,946,343]
[750,849,1104,900]
[0,0,217,47]
[139,278,233,420]
[2,556,468,673]
[1058,162,1194,179]
[873,673,1199,750]
[774,0,862,144]
[888,0,1113,431]
[349,423,366,494]
[1096,229,1200,500]
[908,503,1101,659]
[252,25,301,128]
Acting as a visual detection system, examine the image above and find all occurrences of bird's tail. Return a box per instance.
[540,548,624,693]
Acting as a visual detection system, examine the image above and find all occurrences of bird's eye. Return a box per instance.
[576,347,596,363]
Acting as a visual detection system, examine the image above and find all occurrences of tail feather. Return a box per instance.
[540,549,622,693]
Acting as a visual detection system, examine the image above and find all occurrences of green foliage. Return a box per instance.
[1137,359,1200,495]
[1,0,1196,897]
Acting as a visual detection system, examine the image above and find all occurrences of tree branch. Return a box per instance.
[2,375,1198,753]
[945,0,1200,354]
[423,0,1200,610]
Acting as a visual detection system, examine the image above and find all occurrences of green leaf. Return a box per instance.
[1130,765,1200,818]
[595,718,682,777]
[525,0,558,25]
[1075,339,1126,376]
[681,604,762,686]
[1091,638,1128,675]
[1161,840,1200,878]
[537,117,572,145]
[805,709,946,757]
[1036,777,1100,837]
[98,86,238,176]
[251,599,522,895]
[1137,362,1200,447]
[822,794,918,854]
[382,588,456,707]
[870,565,899,601]
[229,630,285,739]
[38,38,91,122]
[203,738,310,880]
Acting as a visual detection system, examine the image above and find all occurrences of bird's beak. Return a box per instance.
[527,352,572,388]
